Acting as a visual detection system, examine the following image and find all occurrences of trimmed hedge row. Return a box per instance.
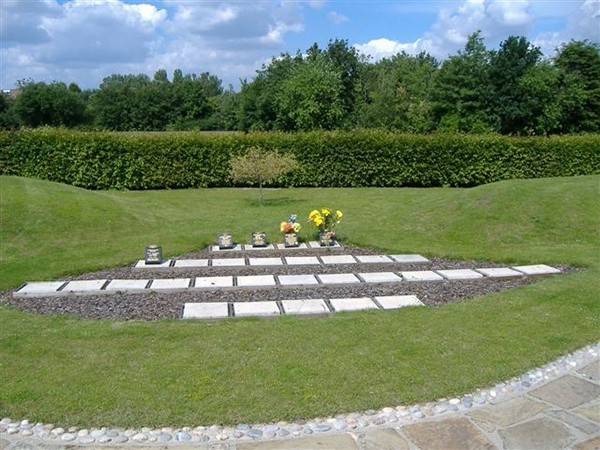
[1,129,598,189]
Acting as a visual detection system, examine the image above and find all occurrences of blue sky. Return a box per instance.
[1,0,598,90]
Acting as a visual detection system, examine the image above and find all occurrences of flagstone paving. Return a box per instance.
[1,347,598,450]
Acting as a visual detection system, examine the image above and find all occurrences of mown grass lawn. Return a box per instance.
[0,174,598,427]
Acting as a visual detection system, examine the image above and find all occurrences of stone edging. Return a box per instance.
[1,341,598,446]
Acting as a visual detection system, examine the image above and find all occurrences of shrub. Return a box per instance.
[0,129,598,190]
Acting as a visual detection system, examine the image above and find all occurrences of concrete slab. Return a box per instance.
[210,244,242,252]
[248,257,283,266]
[212,258,246,267]
[320,255,357,264]
[390,254,429,263]
[512,264,561,275]
[62,279,107,294]
[329,297,378,312]
[173,259,209,268]
[467,396,549,427]
[498,417,574,450]
[437,269,484,280]
[359,272,402,283]
[182,302,229,319]
[317,273,361,285]
[238,434,358,449]
[149,278,190,291]
[375,295,423,309]
[281,299,329,315]
[284,256,320,265]
[403,418,496,450]
[105,279,149,292]
[242,244,275,251]
[530,374,600,409]
[134,259,172,269]
[476,267,523,278]
[275,243,308,249]
[194,276,233,289]
[308,240,341,248]
[234,301,280,317]
[354,255,393,263]
[278,274,319,286]
[15,281,65,297]
[400,270,444,281]
[237,275,276,287]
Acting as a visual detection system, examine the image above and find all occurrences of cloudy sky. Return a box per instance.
[1,0,598,90]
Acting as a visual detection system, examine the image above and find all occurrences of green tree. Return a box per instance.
[431,31,495,132]
[489,36,542,134]
[13,81,86,127]
[554,40,600,132]
[274,56,345,131]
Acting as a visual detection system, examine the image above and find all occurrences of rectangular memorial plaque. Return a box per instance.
[251,231,267,247]
[319,232,333,247]
[218,233,234,250]
[144,245,163,264]
[284,232,299,248]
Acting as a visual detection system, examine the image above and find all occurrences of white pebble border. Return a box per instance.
[1,341,597,445]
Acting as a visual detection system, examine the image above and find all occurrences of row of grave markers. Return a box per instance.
[14,264,561,298]
[182,295,424,320]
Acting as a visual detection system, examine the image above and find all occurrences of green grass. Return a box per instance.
[0,175,599,427]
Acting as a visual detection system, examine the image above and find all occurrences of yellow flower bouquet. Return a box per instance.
[308,208,343,246]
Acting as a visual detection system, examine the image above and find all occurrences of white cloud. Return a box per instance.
[328,11,349,24]
[354,38,434,60]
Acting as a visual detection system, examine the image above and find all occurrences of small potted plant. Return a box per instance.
[280,214,301,247]
[308,208,343,246]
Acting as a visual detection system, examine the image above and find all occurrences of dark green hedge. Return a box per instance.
[1,129,598,189]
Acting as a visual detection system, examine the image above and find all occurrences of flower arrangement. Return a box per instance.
[308,208,343,245]
[280,214,301,234]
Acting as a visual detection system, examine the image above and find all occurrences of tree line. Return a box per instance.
[1,33,598,135]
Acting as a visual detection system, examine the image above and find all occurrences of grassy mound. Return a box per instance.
[0,175,598,426]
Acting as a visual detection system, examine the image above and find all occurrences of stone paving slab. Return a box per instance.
[105,279,149,292]
[544,409,600,434]
[577,360,600,383]
[183,302,229,319]
[14,281,65,297]
[234,301,280,317]
[358,272,402,283]
[281,299,330,315]
[390,254,429,263]
[134,259,173,269]
[512,264,561,275]
[149,278,190,291]
[574,402,600,423]
[400,270,444,281]
[403,418,497,450]
[62,280,107,293]
[320,255,357,265]
[475,267,523,278]
[194,276,234,289]
[317,273,361,285]
[212,258,246,267]
[211,244,243,251]
[573,436,600,450]
[329,297,378,312]
[238,434,358,449]
[467,396,549,427]
[248,258,283,266]
[355,428,410,450]
[283,256,320,265]
[277,275,319,286]
[375,295,423,309]
[354,255,393,264]
[436,269,484,280]
[498,417,575,450]
[237,275,276,288]
[308,241,341,248]
[173,259,209,268]
[530,374,600,409]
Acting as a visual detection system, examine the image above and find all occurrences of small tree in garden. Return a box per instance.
[229,147,297,205]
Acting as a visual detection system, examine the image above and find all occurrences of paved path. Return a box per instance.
[2,357,598,450]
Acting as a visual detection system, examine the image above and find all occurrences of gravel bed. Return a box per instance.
[1,245,576,321]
